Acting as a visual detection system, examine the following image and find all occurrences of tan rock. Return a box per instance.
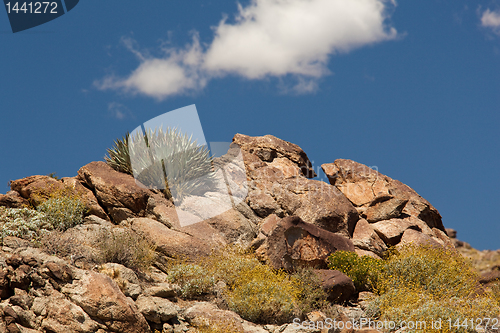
[130,217,213,260]
[352,219,387,257]
[397,228,442,248]
[322,159,444,232]
[135,295,179,324]
[364,198,408,223]
[61,271,150,333]
[370,218,420,246]
[10,176,64,206]
[61,177,108,220]
[233,133,316,178]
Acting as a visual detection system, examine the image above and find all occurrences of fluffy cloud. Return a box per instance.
[481,9,500,34]
[97,0,397,99]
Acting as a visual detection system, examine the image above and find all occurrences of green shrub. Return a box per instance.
[167,247,302,324]
[105,127,216,203]
[94,228,156,272]
[36,195,86,231]
[367,245,499,333]
[0,207,52,244]
[327,250,383,291]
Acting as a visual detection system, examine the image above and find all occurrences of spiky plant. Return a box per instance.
[105,127,216,203]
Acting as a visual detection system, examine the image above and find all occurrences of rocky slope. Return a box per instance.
[0,133,494,333]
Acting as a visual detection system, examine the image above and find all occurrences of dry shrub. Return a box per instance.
[40,230,90,259]
[366,244,499,332]
[94,227,156,272]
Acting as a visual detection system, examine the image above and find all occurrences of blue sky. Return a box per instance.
[1,0,499,250]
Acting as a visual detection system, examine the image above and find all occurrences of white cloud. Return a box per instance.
[97,0,397,100]
[481,9,500,34]
[108,102,132,120]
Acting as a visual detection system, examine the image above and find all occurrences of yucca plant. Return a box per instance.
[105,127,216,203]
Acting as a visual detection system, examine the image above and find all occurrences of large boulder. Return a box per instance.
[313,269,355,303]
[254,216,354,271]
[236,135,358,237]
[61,270,150,333]
[130,217,214,262]
[77,161,151,223]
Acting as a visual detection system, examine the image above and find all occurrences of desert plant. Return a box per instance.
[167,263,216,297]
[292,267,329,316]
[0,206,52,244]
[105,127,216,203]
[36,195,87,231]
[94,228,156,272]
[327,250,383,291]
[366,245,499,333]
[167,247,302,324]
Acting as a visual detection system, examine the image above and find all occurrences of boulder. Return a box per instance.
[61,271,150,333]
[233,134,316,178]
[135,295,179,324]
[363,198,408,223]
[370,218,421,246]
[313,270,355,303]
[321,159,444,231]
[34,293,102,333]
[130,217,213,261]
[0,191,29,209]
[9,176,64,206]
[61,177,109,220]
[256,216,355,271]
[352,219,387,257]
[77,161,151,223]
[398,229,443,249]
[244,165,358,236]
[183,302,247,332]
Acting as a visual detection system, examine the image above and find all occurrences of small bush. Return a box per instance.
[167,263,215,297]
[167,247,302,324]
[327,250,383,291]
[367,245,499,332]
[37,195,87,231]
[94,228,156,272]
[0,207,52,244]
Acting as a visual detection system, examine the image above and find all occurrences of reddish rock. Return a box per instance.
[10,175,65,206]
[77,161,151,223]
[0,191,29,209]
[258,216,355,271]
[313,269,355,303]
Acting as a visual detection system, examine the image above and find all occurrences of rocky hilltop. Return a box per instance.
[0,134,497,333]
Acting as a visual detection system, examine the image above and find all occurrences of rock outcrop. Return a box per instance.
[0,132,462,333]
